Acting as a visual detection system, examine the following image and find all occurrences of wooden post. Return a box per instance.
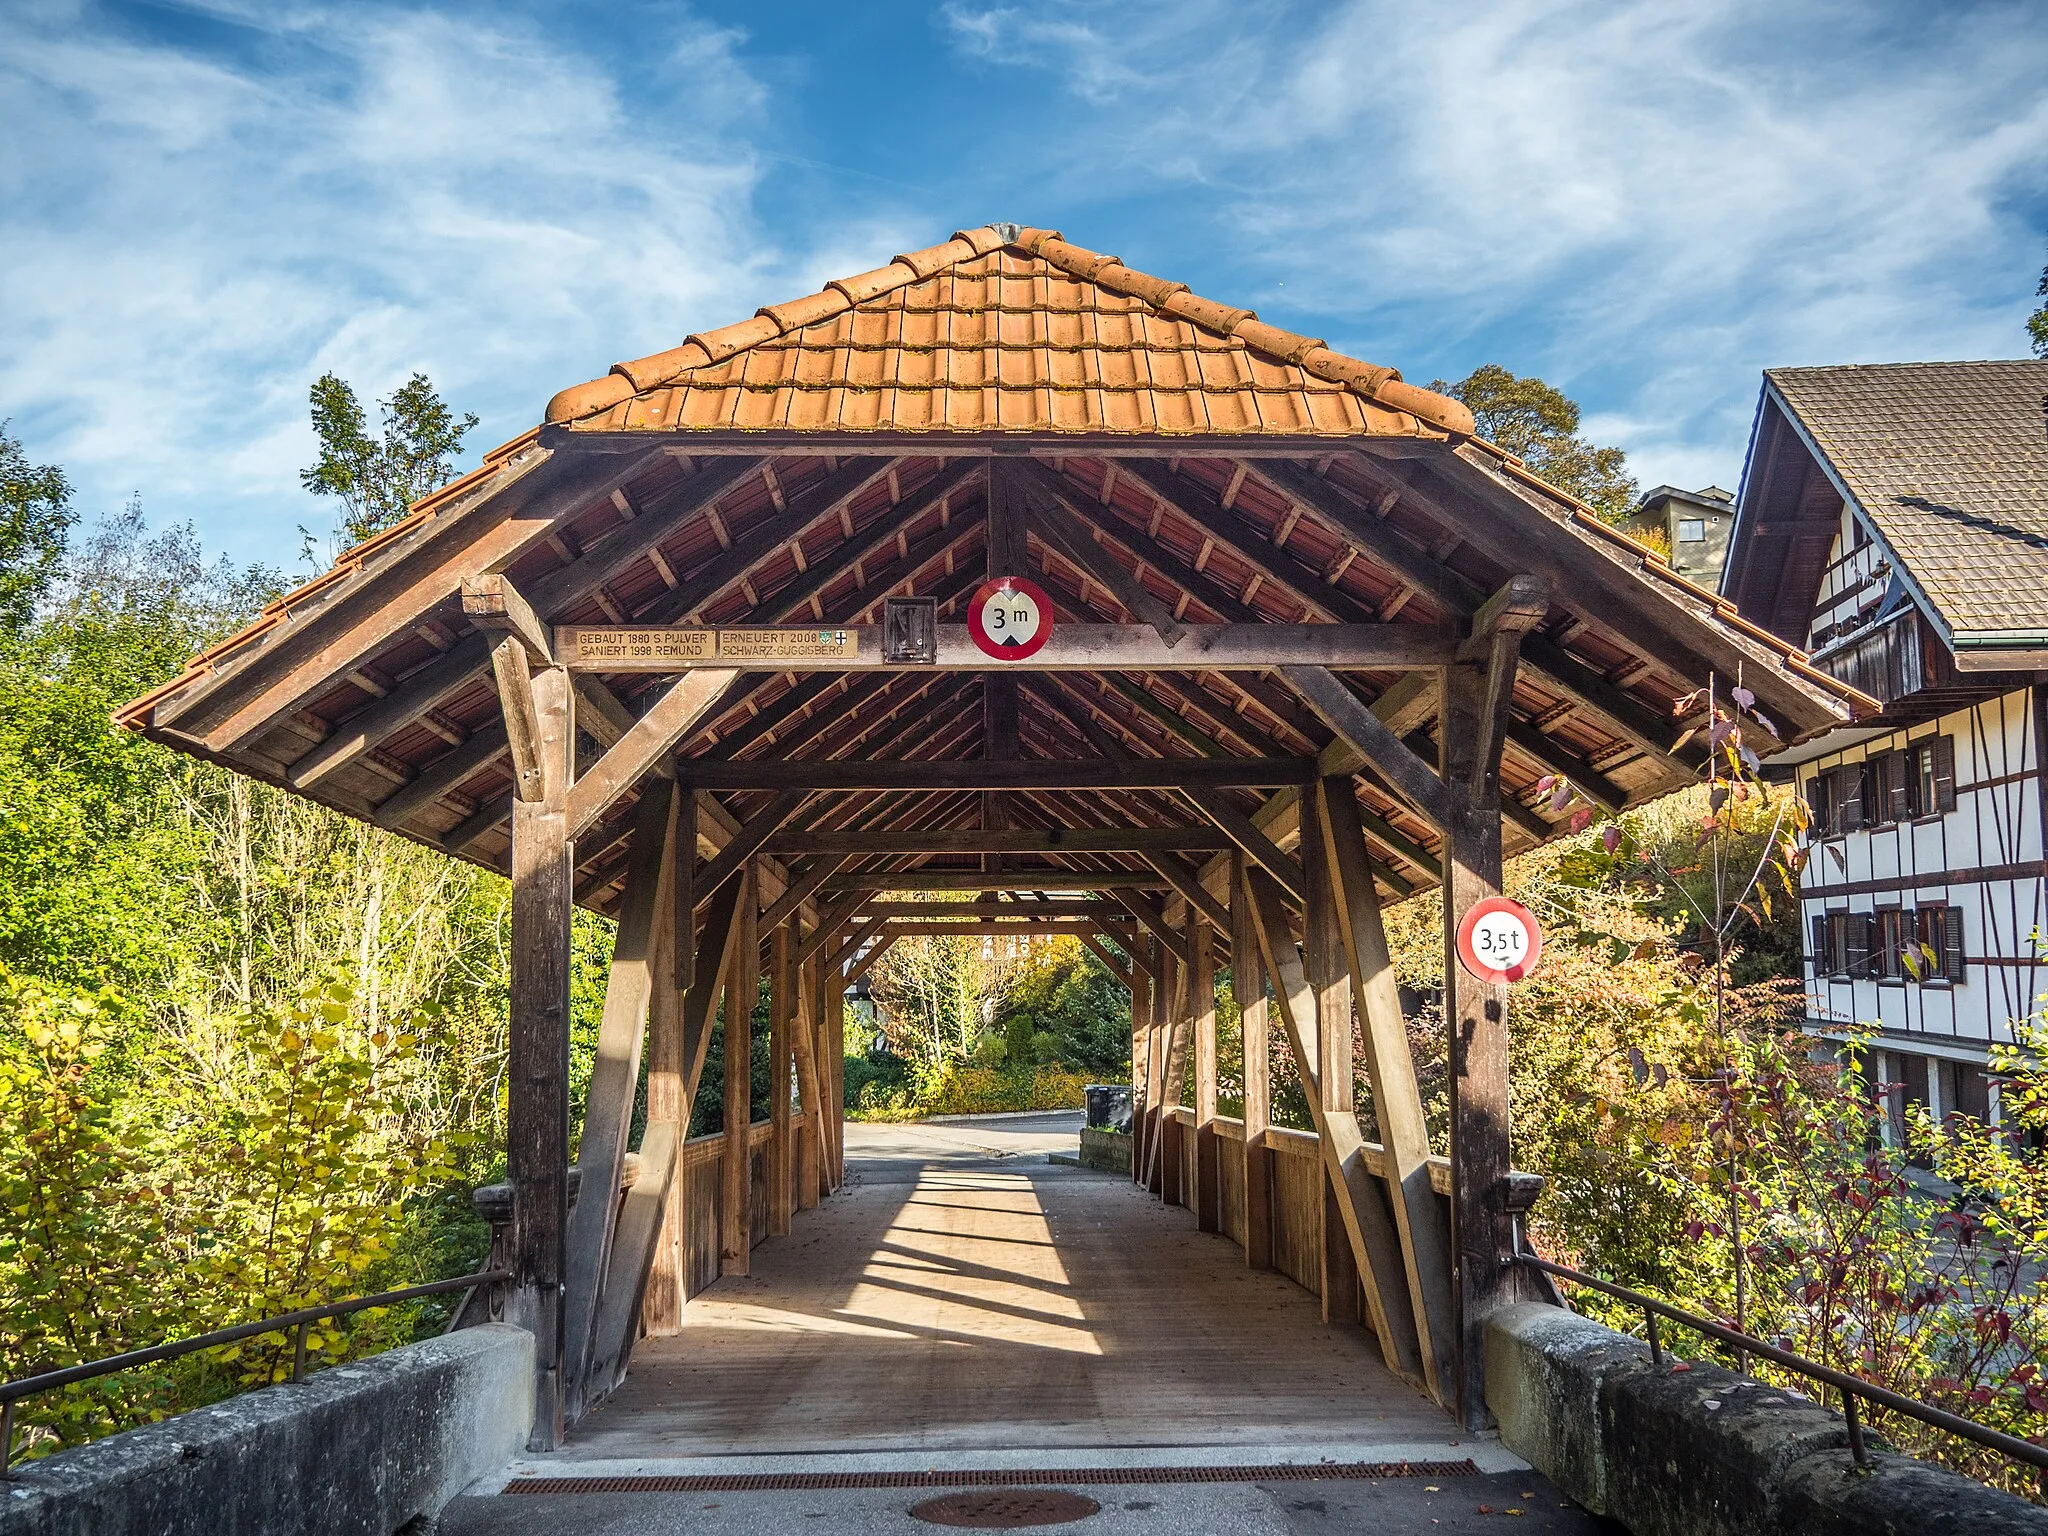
[1302,824,1362,1326]
[769,920,794,1238]
[508,663,573,1450]
[1192,905,1220,1234]
[1318,775,1458,1403]
[721,863,757,1275]
[826,947,847,1188]
[560,779,674,1421]
[641,835,692,1337]
[790,928,824,1211]
[1442,658,1515,1427]
[1233,855,1273,1270]
[1129,944,1152,1184]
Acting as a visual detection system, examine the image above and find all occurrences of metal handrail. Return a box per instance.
[1516,1244,2048,1485]
[0,1267,510,1478]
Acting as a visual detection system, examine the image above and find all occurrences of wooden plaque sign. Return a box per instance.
[715,628,858,662]
[565,627,717,667]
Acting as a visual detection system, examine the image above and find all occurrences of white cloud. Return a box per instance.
[940,0,2048,490]
[0,1,793,564]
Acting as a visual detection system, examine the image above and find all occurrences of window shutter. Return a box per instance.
[1943,905,1966,982]
[1846,914,1872,978]
[1807,773,1833,833]
[1812,915,1831,975]
[1837,766,1865,833]
[1886,753,1912,822]
[1932,735,1957,813]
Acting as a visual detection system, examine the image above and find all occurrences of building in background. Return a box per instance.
[1720,361,2048,1137]
[1625,484,1735,586]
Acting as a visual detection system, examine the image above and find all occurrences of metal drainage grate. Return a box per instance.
[910,1490,1102,1528]
[503,1459,1480,1494]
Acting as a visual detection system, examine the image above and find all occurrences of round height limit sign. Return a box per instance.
[968,576,1053,661]
[1455,896,1544,985]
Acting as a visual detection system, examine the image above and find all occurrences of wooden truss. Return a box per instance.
[118,428,1863,1442]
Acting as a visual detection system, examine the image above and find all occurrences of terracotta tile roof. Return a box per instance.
[1767,361,2048,640]
[543,226,1475,440]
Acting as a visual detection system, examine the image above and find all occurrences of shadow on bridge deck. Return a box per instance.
[555,1111,1458,1464]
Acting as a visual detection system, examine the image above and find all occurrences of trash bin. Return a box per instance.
[1084,1084,1132,1134]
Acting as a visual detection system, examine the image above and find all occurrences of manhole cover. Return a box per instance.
[910,1489,1101,1528]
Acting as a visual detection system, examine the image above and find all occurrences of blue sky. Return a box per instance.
[4,0,2046,573]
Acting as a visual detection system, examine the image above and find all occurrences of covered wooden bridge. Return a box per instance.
[117,224,1869,1452]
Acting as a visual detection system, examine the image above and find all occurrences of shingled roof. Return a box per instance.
[543,225,1475,441]
[1763,361,2048,644]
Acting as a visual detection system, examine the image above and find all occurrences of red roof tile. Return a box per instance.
[543,226,1476,441]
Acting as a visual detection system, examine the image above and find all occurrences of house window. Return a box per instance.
[1875,908,1910,982]
[1818,911,1873,978]
[1913,905,1966,983]
[1677,518,1707,543]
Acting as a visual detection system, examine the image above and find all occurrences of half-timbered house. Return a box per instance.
[1721,361,2048,1133]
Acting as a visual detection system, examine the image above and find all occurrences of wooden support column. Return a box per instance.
[1318,775,1457,1404]
[1302,823,1364,1328]
[1245,866,1426,1386]
[508,663,573,1451]
[720,863,758,1275]
[1192,903,1220,1234]
[1443,658,1517,1428]
[640,834,693,1337]
[1129,947,1151,1185]
[798,946,834,1198]
[561,778,675,1422]
[1233,854,1274,1270]
[769,921,795,1238]
[826,948,847,1188]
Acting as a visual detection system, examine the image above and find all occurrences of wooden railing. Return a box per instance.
[1155,1108,1454,1312]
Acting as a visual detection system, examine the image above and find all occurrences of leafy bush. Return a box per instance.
[847,1063,1091,1121]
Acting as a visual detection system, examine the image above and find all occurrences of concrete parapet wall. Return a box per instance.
[1078,1127,1132,1174]
[1,1323,532,1536]
[1485,1302,2048,1535]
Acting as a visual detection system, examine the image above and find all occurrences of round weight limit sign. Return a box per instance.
[968,576,1053,661]
[1455,896,1544,984]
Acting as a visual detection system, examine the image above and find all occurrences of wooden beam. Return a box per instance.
[1013,462,1184,644]
[1075,930,1133,990]
[463,572,554,664]
[770,922,794,1238]
[371,721,508,831]
[560,778,674,1420]
[1303,783,1424,1372]
[185,448,627,753]
[820,871,1166,893]
[843,933,899,986]
[720,863,758,1276]
[1280,665,1449,830]
[1140,853,1231,932]
[1179,786,1307,903]
[690,789,809,903]
[508,663,573,1449]
[565,669,741,840]
[1233,855,1274,1271]
[1316,775,1456,1403]
[1243,863,1426,1389]
[557,622,1456,672]
[759,854,850,931]
[640,457,900,626]
[676,758,1315,791]
[770,823,1227,854]
[1440,659,1515,1428]
[586,1118,677,1393]
[491,637,546,803]
[851,919,1106,937]
[1192,905,1220,1234]
[857,899,1123,919]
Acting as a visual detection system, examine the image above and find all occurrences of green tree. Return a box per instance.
[2029,251,2048,358]
[1433,365,1638,522]
[0,426,76,639]
[301,373,478,551]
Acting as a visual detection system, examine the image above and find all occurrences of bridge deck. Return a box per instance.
[556,1111,1456,1463]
